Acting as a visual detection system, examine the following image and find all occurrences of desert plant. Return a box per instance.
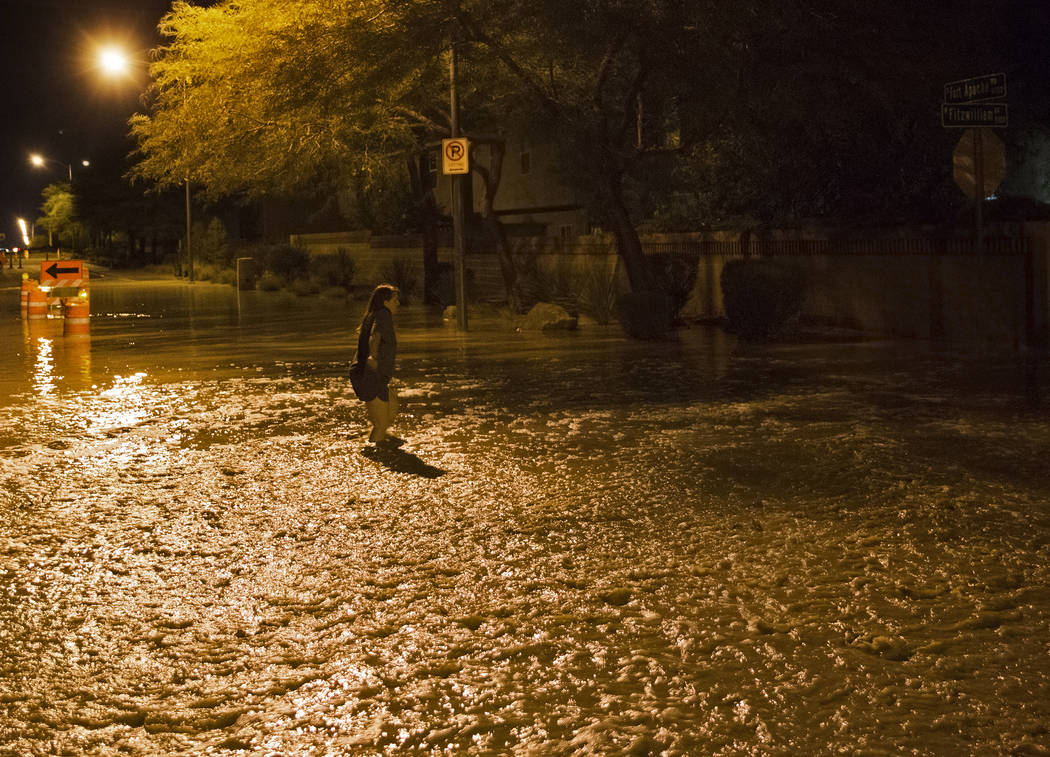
[720,257,806,341]
[257,271,285,291]
[193,261,222,281]
[520,257,579,314]
[574,260,622,324]
[309,249,356,290]
[647,253,699,320]
[319,286,350,299]
[289,277,321,297]
[193,217,230,266]
[259,244,310,281]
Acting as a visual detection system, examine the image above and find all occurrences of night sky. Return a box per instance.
[0,0,172,244]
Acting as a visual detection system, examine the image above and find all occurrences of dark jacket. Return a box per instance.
[353,307,397,381]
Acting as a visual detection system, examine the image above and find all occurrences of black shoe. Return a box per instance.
[376,436,405,449]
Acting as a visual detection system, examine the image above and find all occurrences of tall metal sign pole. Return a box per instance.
[449,45,468,331]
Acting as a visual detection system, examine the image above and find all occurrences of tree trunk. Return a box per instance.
[602,169,654,292]
[475,140,528,313]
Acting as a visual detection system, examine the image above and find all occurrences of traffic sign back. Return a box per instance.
[953,129,1006,200]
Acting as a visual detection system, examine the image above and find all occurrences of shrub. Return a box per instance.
[309,249,356,290]
[193,262,222,281]
[379,255,419,303]
[575,262,621,325]
[259,244,310,281]
[257,271,285,291]
[648,253,699,321]
[319,286,350,299]
[213,268,236,286]
[289,278,320,297]
[720,257,806,341]
[520,258,578,314]
[193,217,230,266]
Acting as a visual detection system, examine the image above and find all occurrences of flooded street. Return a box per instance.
[2,277,1050,755]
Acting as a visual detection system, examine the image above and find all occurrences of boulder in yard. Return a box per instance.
[521,302,577,331]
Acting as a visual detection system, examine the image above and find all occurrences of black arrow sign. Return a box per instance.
[45,263,80,277]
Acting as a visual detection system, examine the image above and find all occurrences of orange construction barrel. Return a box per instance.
[63,296,90,337]
[20,275,33,319]
[27,286,48,320]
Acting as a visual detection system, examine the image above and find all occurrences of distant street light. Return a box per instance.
[17,218,30,247]
[29,153,73,182]
[93,42,193,282]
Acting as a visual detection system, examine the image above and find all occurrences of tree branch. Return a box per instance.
[454,10,561,118]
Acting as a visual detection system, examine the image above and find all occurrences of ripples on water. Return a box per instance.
[1,281,1049,755]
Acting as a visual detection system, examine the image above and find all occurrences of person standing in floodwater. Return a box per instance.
[349,284,401,447]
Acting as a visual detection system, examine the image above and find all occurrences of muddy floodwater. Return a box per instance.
[2,276,1050,756]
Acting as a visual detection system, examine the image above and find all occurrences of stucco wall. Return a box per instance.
[289,226,1048,350]
[802,253,1028,348]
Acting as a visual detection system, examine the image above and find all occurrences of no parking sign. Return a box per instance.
[442,138,470,175]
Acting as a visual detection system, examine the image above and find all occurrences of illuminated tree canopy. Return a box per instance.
[131,0,452,199]
[132,0,1027,296]
[38,183,78,246]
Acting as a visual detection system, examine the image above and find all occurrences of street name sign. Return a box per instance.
[944,73,1006,104]
[941,103,1008,128]
[442,138,470,175]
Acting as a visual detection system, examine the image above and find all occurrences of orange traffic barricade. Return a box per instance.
[27,286,48,320]
[63,296,90,337]
[20,275,33,319]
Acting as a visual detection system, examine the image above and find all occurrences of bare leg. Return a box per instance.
[387,387,399,427]
[365,398,389,442]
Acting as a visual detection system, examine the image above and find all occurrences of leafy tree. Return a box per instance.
[132,0,682,302]
[132,1,1031,318]
[37,183,80,249]
[131,0,460,299]
[646,1,1002,227]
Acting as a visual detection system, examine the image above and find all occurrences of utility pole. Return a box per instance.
[186,179,194,282]
[449,44,468,331]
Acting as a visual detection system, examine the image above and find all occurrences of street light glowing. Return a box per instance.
[29,153,76,182]
[98,45,129,76]
[17,218,30,247]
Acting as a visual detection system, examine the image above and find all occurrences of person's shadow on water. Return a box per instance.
[361,445,445,478]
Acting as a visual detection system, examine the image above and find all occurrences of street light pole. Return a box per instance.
[30,153,74,183]
[185,179,193,283]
